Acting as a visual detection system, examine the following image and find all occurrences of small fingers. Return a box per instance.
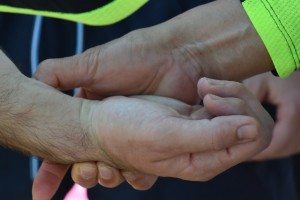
[203,94,252,116]
[243,74,268,102]
[198,78,257,106]
[198,77,273,144]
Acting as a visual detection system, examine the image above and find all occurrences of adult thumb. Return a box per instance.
[34,52,95,90]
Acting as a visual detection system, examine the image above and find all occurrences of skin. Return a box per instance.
[32,0,276,197]
[34,0,273,104]
[244,72,300,160]
[32,78,274,199]
[0,50,98,163]
[0,51,272,199]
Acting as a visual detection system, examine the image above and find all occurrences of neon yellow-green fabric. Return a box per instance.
[0,0,148,26]
[243,0,300,78]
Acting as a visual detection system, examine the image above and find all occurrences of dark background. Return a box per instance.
[295,157,300,195]
[0,0,299,199]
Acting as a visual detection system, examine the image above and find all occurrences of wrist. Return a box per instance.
[0,50,103,163]
[0,75,98,163]
[78,99,107,163]
[87,97,126,168]
[164,0,274,81]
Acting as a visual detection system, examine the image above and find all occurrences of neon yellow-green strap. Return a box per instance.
[242,0,300,77]
[0,0,148,26]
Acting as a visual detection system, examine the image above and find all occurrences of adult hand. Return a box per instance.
[33,78,273,199]
[0,50,98,163]
[244,72,300,160]
[35,0,273,105]
[33,0,274,197]
[0,50,269,200]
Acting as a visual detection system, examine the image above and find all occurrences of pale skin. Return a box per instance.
[34,0,273,104]
[78,71,300,189]
[31,0,277,198]
[0,50,272,199]
[244,72,300,160]
[0,51,98,164]
[32,78,274,199]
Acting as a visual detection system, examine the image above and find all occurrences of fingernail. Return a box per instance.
[237,125,258,141]
[123,172,138,182]
[204,78,217,85]
[204,78,212,84]
[200,77,211,85]
[205,78,223,86]
[80,166,95,180]
[99,166,113,180]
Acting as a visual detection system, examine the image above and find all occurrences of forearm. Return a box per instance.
[0,51,98,163]
[153,0,274,81]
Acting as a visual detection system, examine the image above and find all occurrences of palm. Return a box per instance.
[90,95,209,172]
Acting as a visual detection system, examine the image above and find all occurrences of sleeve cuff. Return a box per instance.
[242,0,300,78]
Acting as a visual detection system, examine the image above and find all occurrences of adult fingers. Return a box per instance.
[72,162,157,190]
[122,171,158,190]
[32,161,69,200]
[71,162,125,189]
[97,162,125,188]
[154,115,260,159]
[203,94,272,144]
[71,162,98,189]
[177,137,266,181]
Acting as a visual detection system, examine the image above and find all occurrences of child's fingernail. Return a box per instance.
[99,166,113,180]
[237,125,258,140]
[202,77,212,84]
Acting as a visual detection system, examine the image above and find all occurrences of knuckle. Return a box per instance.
[126,29,146,43]
[243,116,259,128]
[85,48,100,68]
[82,48,102,80]
[248,119,271,149]
[259,130,272,149]
[36,59,52,74]
[231,82,246,96]
[39,58,53,68]
[211,127,227,151]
